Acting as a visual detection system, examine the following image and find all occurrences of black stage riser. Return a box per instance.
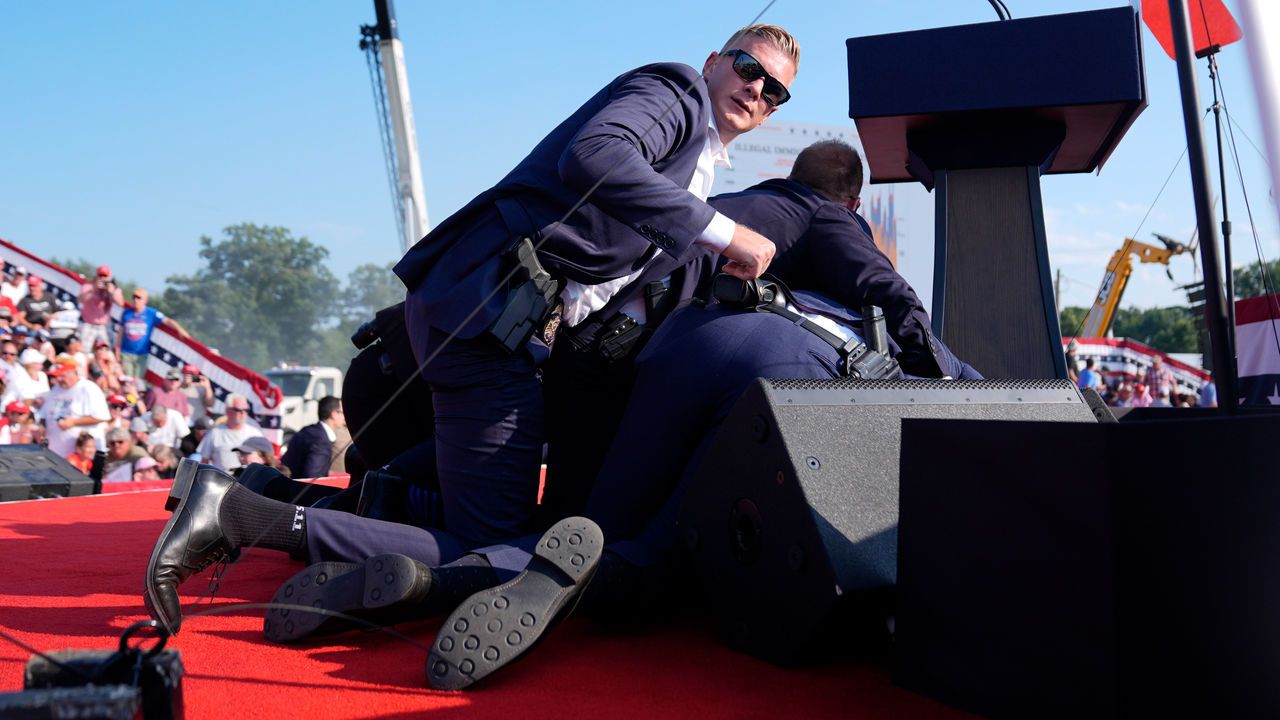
[679,378,1099,665]
[895,412,1280,719]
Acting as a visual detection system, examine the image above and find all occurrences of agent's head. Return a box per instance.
[702,25,798,144]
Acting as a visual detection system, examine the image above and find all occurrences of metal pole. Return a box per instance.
[1168,0,1237,411]
[1207,53,1237,360]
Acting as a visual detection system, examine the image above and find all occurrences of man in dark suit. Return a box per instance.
[389,24,799,552]
[282,396,343,479]
[144,24,800,637]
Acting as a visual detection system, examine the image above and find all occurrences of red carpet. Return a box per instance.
[0,490,976,719]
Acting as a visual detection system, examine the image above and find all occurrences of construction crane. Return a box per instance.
[1078,233,1192,338]
[360,0,428,255]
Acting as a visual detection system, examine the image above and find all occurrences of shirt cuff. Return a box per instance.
[694,212,735,253]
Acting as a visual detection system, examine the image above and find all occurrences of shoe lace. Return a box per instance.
[201,555,231,604]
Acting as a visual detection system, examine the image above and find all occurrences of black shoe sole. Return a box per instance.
[264,553,429,644]
[143,459,203,633]
[426,517,603,691]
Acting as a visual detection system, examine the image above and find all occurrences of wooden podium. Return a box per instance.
[848,8,1147,378]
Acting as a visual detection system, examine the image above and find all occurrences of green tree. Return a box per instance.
[161,224,337,371]
[1059,304,1198,353]
[340,262,403,333]
[1059,306,1088,337]
[1233,258,1280,299]
[1112,306,1198,352]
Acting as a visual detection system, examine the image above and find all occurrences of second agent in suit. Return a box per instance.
[708,138,954,379]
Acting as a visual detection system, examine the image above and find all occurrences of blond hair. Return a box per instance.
[720,24,800,70]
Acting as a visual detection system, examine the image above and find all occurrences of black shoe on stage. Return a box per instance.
[143,459,242,634]
[264,553,433,643]
[426,516,603,691]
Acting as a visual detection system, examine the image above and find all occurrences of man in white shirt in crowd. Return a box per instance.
[197,393,264,471]
[37,356,109,456]
[1,267,28,305]
[147,403,190,451]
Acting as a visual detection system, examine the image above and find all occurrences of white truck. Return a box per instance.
[264,365,344,437]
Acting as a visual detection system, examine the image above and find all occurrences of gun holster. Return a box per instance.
[711,273,901,380]
[486,237,564,354]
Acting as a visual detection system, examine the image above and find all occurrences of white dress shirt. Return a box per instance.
[560,117,735,327]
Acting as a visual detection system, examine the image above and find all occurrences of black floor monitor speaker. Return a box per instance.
[678,378,1099,665]
[895,411,1280,719]
[0,445,96,502]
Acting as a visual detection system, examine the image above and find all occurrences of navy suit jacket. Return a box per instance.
[394,62,717,339]
[283,423,333,480]
[708,178,949,377]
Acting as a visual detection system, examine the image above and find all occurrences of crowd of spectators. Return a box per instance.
[0,263,283,481]
[1068,350,1217,409]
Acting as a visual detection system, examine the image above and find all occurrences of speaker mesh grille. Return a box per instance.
[767,378,1074,391]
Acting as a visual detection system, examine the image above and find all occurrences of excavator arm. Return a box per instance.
[1078,234,1189,337]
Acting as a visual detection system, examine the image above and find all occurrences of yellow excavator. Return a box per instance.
[1077,233,1192,338]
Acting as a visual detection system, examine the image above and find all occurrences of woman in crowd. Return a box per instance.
[132,456,161,482]
[233,436,290,479]
[148,444,178,479]
[0,400,44,445]
[65,432,97,474]
[105,394,133,431]
[91,341,122,394]
[0,348,50,408]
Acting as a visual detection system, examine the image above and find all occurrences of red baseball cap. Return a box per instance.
[107,393,128,406]
[182,364,201,375]
[27,275,43,287]
[5,400,29,415]
[47,362,74,378]
[96,265,111,277]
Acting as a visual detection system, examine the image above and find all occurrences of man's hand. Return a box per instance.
[721,225,776,280]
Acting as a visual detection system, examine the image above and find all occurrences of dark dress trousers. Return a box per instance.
[709,178,951,378]
[303,297,979,583]
[388,62,719,551]
[304,301,841,577]
[282,423,334,479]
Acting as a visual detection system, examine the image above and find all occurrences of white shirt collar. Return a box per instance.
[707,115,732,169]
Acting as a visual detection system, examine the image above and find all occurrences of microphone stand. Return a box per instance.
[1168,0,1238,411]
[1202,46,1237,362]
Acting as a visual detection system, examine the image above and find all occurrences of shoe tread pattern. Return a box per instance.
[427,517,603,691]
[264,561,360,644]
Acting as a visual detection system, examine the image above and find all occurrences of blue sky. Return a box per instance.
[0,0,1275,315]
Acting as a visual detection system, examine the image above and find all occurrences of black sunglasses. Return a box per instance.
[722,49,791,107]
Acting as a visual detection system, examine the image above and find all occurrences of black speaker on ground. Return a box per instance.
[895,412,1280,719]
[678,377,1099,666]
[0,445,95,502]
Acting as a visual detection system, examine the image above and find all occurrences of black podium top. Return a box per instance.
[848,7,1146,185]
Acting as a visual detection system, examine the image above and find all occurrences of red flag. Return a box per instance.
[1142,0,1242,60]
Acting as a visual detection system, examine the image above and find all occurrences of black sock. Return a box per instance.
[219,482,307,554]
[419,554,499,617]
[576,550,668,624]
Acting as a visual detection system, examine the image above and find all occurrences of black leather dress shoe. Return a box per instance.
[143,459,242,634]
[263,553,434,643]
[426,517,603,691]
